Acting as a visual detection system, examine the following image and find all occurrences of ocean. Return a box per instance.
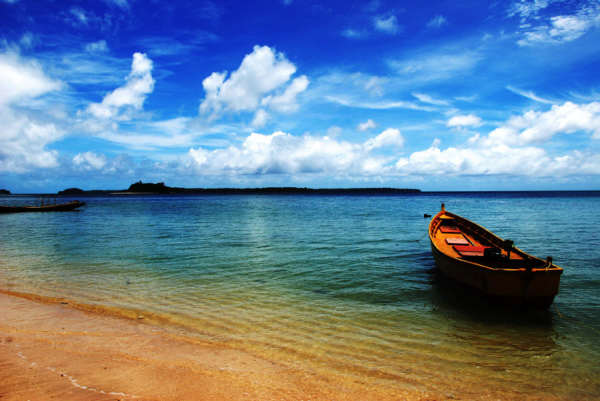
[1,192,599,399]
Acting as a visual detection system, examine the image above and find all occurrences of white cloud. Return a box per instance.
[395,140,600,178]
[326,96,434,111]
[98,131,195,150]
[199,45,299,119]
[252,109,269,128]
[0,108,61,172]
[85,40,109,53]
[184,117,600,180]
[87,52,154,120]
[447,114,483,128]
[506,86,555,104]
[358,119,377,131]
[395,142,552,176]
[390,101,600,178]
[508,0,551,20]
[364,128,404,150]
[487,101,600,145]
[327,126,342,138]
[261,75,309,112]
[389,50,481,82]
[413,92,449,106]
[150,117,192,135]
[365,77,384,96]
[374,15,400,34]
[514,2,600,46]
[518,15,592,45]
[427,15,447,28]
[189,132,360,175]
[188,130,404,177]
[92,117,197,150]
[73,151,107,170]
[0,52,62,105]
[0,51,63,172]
[392,101,600,178]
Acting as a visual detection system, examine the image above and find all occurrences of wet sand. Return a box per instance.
[0,291,433,401]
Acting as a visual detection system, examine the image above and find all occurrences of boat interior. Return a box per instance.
[431,213,549,270]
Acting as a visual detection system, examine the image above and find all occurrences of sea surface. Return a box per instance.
[1,192,599,399]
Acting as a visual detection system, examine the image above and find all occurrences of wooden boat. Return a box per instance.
[0,200,85,213]
[429,204,563,308]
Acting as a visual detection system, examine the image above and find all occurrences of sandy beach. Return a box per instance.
[0,291,434,401]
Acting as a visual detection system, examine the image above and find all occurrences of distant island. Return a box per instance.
[0,189,10,195]
[58,188,85,195]
[57,181,421,196]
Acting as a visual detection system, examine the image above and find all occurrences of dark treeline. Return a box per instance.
[55,181,421,196]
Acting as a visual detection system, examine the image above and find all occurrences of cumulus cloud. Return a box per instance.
[252,109,269,128]
[358,119,376,131]
[199,46,308,120]
[189,132,360,175]
[364,128,404,150]
[0,51,63,172]
[87,52,154,120]
[486,101,600,144]
[395,101,600,177]
[73,151,107,170]
[0,108,61,172]
[0,52,61,105]
[185,100,600,180]
[447,114,483,128]
[395,139,600,178]
[262,75,309,112]
[395,141,552,176]
[188,128,404,177]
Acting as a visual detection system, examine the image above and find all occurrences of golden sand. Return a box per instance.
[1,291,436,401]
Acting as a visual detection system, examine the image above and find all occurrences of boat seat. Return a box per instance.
[453,245,489,257]
[440,225,461,233]
[445,237,469,245]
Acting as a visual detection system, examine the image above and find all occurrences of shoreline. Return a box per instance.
[0,290,432,401]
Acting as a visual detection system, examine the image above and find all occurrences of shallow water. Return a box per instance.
[1,192,599,399]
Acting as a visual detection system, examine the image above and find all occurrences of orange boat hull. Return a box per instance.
[429,206,563,308]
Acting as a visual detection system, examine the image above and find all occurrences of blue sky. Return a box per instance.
[1,0,600,192]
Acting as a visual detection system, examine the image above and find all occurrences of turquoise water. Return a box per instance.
[1,192,599,399]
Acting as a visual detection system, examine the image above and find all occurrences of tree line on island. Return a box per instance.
[54,181,421,196]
